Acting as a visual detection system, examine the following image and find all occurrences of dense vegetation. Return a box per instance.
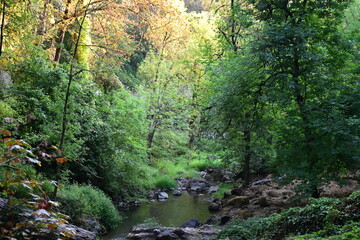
[216,190,360,240]
[0,0,359,238]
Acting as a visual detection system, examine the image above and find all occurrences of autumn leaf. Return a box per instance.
[0,129,11,136]
[56,157,68,163]
[51,145,60,151]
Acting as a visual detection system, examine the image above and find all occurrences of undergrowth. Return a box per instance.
[215,190,360,240]
[58,184,121,231]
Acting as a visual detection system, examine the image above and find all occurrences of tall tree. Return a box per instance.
[247,0,356,196]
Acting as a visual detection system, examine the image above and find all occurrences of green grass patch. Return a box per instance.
[58,184,121,231]
[153,174,178,189]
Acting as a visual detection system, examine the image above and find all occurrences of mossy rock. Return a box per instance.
[226,196,250,207]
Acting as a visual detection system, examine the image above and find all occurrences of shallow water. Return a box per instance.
[103,191,212,240]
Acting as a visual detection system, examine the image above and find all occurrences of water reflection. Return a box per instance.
[103,191,211,240]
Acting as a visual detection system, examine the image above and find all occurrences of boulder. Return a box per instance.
[223,191,232,199]
[231,188,244,196]
[157,192,169,201]
[79,216,103,234]
[205,216,217,224]
[225,196,249,207]
[220,216,231,225]
[180,218,201,228]
[208,202,221,212]
[173,189,182,196]
[254,197,269,207]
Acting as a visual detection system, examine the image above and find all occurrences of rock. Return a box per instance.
[68,225,97,240]
[225,196,250,207]
[0,69,12,89]
[180,218,201,228]
[267,190,280,198]
[127,226,220,240]
[208,202,221,212]
[223,191,232,199]
[157,230,179,239]
[79,216,103,234]
[231,188,243,196]
[251,178,273,185]
[255,197,269,207]
[173,189,182,196]
[199,171,207,178]
[157,192,169,200]
[220,216,231,225]
[205,216,217,224]
[129,200,141,207]
[208,186,219,194]
[0,198,8,210]
[117,202,128,209]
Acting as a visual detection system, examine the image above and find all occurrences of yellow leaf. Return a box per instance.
[51,145,60,151]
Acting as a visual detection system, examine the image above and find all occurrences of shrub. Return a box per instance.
[58,184,121,231]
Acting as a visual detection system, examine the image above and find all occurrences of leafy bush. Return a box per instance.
[58,184,121,231]
[216,191,360,240]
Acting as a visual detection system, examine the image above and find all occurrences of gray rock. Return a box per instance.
[208,186,219,194]
[127,225,220,240]
[205,216,217,224]
[0,198,8,210]
[157,230,179,239]
[173,189,182,196]
[157,192,169,200]
[180,218,201,228]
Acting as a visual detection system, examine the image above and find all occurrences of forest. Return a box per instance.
[0,0,359,239]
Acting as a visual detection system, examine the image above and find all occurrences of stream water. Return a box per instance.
[103,191,212,240]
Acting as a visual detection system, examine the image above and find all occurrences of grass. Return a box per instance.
[211,183,233,198]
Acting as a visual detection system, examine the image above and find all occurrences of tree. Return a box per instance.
[246,0,356,196]
[206,0,271,186]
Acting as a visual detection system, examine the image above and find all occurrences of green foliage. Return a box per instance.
[58,184,121,231]
[0,101,16,118]
[153,175,178,190]
[216,191,360,240]
[188,155,221,171]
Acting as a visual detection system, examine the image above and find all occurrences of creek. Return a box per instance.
[103,191,212,240]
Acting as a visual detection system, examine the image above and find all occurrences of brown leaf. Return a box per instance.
[0,129,11,136]
[56,157,68,163]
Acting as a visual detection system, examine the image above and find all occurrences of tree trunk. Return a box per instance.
[243,124,251,186]
[54,0,72,62]
[0,0,6,57]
